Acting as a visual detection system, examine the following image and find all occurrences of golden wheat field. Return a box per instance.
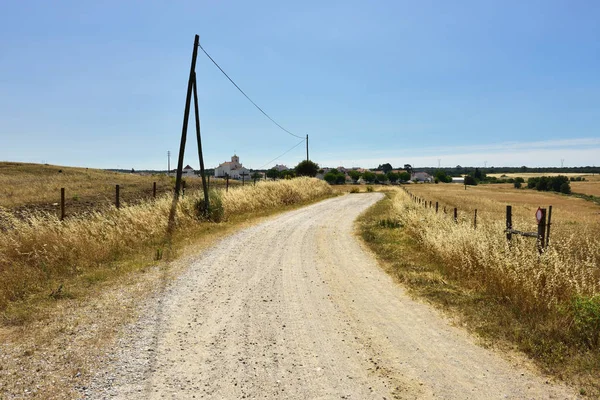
[396,183,600,312]
[0,177,332,313]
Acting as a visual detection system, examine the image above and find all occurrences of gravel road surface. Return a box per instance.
[85,193,578,399]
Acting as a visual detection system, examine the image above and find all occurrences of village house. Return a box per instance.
[168,165,196,177]
[273,164,288,172]
[214,154,250,179]
[411,171,433,182]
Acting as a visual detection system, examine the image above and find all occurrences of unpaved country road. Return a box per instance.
[86,193,578,399]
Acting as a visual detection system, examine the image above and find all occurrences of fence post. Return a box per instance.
[153,182,156,198]
[429,201,432,208]
[60,188,65,221]
[506,205,512,242]
[116,185,120,209]
[226,174,229,192]
[474,209,477,229]
[537,208,547,254]
[435,202,438,213]
[453,207,458,223]
[546,205,552,247]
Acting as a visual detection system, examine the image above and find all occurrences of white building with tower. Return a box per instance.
[214,154,250,179]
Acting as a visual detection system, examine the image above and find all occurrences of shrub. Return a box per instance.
[514,181,522,189]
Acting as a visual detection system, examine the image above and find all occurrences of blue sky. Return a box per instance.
[1,1,598,170]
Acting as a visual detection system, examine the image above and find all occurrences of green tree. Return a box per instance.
[335,174,347,184]
[266,168,280,179]
[403,164,413,175]
[375,173,387,183]
[348,170,362,182]
[377,163,393,174]
[280,170,296,179]
[362,171,376,183]
[324,172,338,184]
[251,172,262,181]
[295,160,319,177]
[387,172,399,183]
[398,171,411,182]
[435,170,452,183]
[464,175,477,186]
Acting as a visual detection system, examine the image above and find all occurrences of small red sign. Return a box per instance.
[535,207,543,224]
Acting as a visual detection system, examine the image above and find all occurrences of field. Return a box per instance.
[359,182,600,395]
[0,162,240,216]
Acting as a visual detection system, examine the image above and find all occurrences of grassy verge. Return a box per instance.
[358,190,600,397]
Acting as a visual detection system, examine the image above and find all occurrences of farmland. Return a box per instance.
[0,162,239,216]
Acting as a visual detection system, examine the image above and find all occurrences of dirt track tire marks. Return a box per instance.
[88,193,578,399]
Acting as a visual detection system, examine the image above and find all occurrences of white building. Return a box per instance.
[169,165,196,177]
[273,164,288,172]
[215,154,250,179]
[411,172,433,182]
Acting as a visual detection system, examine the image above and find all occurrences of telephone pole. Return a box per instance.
[306,134,309,162]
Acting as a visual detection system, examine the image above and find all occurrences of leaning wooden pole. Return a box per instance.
[192,72,209,216]
[174,34,200,198]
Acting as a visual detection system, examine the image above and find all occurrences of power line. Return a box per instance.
[258,138,306,170]
[198,43,304,140]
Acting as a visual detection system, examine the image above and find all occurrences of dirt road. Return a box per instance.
[87,193,578,399]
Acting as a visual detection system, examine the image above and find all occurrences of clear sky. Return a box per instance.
[1,1,598,170]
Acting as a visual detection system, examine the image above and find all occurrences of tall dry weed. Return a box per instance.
[390,188,600,313]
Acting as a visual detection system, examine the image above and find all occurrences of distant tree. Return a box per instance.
[295,160,319,177]
[251,172,262,181]
[335,174,347,184]
[398,171,411,182]
[362,171,376,183]
[404,164,413,175]
[434,170,452,183]
[324,172,338,184]
[387,172,399,183]
[266,168,280,179]
[280,169,296,179]
[464,175,477,186]
[560,182,571,194]
[513,181,522,189]
[348,170,362,182]
[377,163,393,174]
[375,173,387,183]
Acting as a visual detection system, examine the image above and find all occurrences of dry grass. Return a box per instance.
[0,177,332,318]
[0,161,239,216]
[571,182,600,197]
[488,172,600,181]
[359,184,600,395]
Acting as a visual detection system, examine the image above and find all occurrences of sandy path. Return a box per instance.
[87,193,578,399]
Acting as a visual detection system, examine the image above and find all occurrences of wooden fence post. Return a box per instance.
[116,185,120,209]
[546,205,552,247]
[60,188,65,221]
[474,209,477,229]
[153,182,156,198]
[435,202,438,213]
[506,205,512,242]
[453,207,458,223]
[537,208,547,254]
[226,174,229,192]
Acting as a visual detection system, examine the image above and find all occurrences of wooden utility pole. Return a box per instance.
[241,172,249,186]
[174,34,200,198]
[192,71,209,215]
[306,134,309,162]
[546,205,552,247]
[537,208,547,254]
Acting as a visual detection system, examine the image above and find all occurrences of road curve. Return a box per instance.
[88,193,578,399]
